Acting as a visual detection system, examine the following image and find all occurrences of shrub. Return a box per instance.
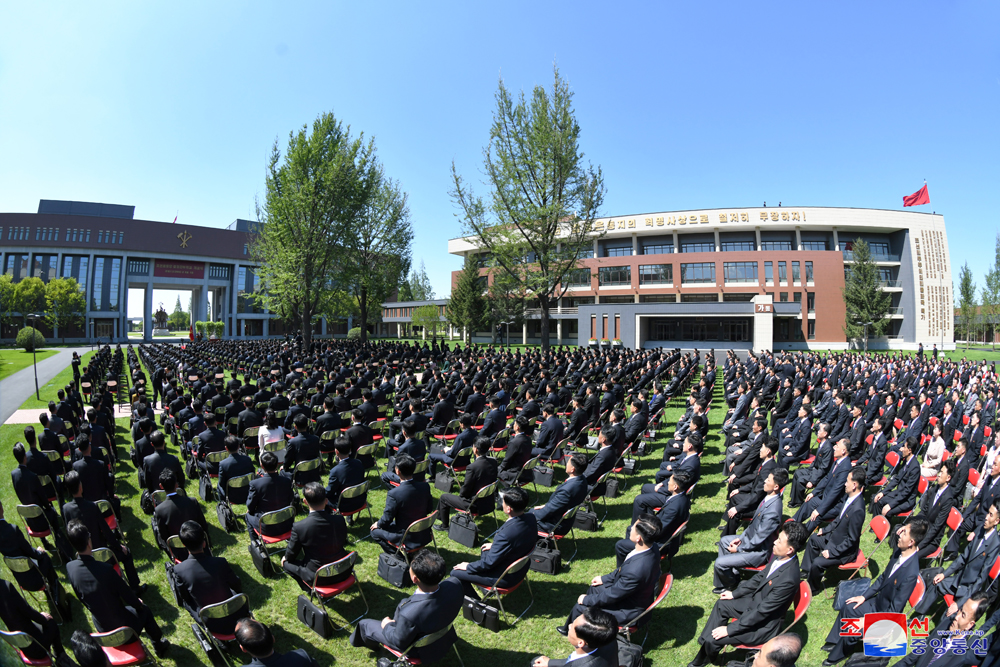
[347,327,362,340]
[16,326,45,352]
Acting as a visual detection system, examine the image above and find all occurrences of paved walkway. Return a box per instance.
[0,346,92,425]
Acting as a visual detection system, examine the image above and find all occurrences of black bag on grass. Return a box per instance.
[449,513,478,548]
[435,471,455,493]
[296,594,331,638]
[529,538,561,575]
[377,551,412,587]
[574,510,599,532]
[605,479,620,499]
[533,466,555,487]
[248,541,271,576]
[617,636,644,667]
[462,596,501,632]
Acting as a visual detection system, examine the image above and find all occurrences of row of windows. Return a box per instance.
[570,261,817,287]
[763,261,814,283]
[96,230,124,244]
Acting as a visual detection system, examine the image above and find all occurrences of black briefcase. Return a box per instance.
[139,490,154,515]
[377,551,412,587]
[248,541,272,577]
[198,475,214,502]
[620,459,639,475]
[533,466,555,487]
[462,595,501,632]
[617,635,644,667]
[605,479,620,499]
[834,577,871,611]
[296,594,331,638]
[435,471,455,493]
[529,538,561,575]
[449,513,478,548]
[574,510,599,532]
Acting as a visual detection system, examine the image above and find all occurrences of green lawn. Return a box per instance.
[0,349,57,381]
[0,361,940,666]
[16,351,97,411]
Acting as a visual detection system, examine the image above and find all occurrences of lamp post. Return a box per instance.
[856,320,873,353]
[502,321,513,349]
[28,314,40,400]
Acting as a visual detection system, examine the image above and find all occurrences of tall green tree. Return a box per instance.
[450,66,605,351]
[842,238,892,351]
[168,296,190,330]
[13,277,46,326]
[411,304,443,341]
[982,234,1000,349]
[487,271,525,344]
[958,261,978,350]
[340,173,413,342]
[251,111,378,350]
[447,255,487,343]
[45,278,86,342]
[397,280,414,303]
[408,261,434,301]
[0,274,15,338]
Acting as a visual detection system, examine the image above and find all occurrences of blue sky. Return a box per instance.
[1,2,998,317]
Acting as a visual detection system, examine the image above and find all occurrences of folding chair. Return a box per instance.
[454,481,501,539]
[476,555,534,626]
[389,459,429,488]
[191,593,250,666]
[356,442,380,480]
[291,458,323,489]
[92,546,123,577]
[846,516,891,581]
[90,626,158,667]
[907,575,926,615]
[14,505,58,564]
[2,556,62,624]
[258,439,285,467]
[733,581,811,652]
[241,427,260,456]
[306,551,368,631]
[943,555,1000,609]
[442,446,474,481]
[619,573,674,648]
[380,622,464,667]
[217,473,253,533]
[537,505,580,564]
[387,512,441,569]
[337,481,374,539]
[585,471,612,527]
[926,507,964,566]
[0,628,54,666]
[658,520,688,570]
[247,506,296,576]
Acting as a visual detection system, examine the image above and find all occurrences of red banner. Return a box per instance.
[903,184,930,207]
[154,259,205,279]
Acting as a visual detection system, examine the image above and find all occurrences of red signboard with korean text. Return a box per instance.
[154,260,205,280]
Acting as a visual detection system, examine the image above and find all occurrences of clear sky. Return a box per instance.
[1,2,998,318]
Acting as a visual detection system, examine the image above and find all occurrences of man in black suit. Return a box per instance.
[622,400,648,448]
[793,438,851,531]
[10,442,60,539]
[383,419,428,485]
[154,469,209,560]
[314,396,343,439]
[0,578,65,662]
[370,454,434,554]
[174,520,248,635]
[434,436,498,531]
[520,389,541,422]
[688,521,808,667]
[531,608,618,667]
[246,451,295,541]
[451,487,537,597]
[283,413,321,484]
[72,434,117,515]
[64,519,171,657]
[654,433,703,484]
[130,417,154,466]
[799,467,867,592]
[618,469,693,564]
[532,403,565,458]
[62,470,145,595]
[140,430,184,493]
[349,550,464,664]
[326,437,366,514]
[915,501,1000,616]
[871,436,921,517]
[237,396,264,439]
[854,417,888,485]
[560,514,660,631]
[583,425,617,497]
[903,460,959,560]
[530,454,590,534]
[722,437,777,535]
[499,415,535,484]
[281,483,350,592]
[194,412,226,474]
[0,500,68,614]
[345,408,375,467]
[788,422,832,506]
[217,435,255,504]
[425,388,455,436]
[821,518,927,665]
[899,593,990,667]
[235,618,320,667]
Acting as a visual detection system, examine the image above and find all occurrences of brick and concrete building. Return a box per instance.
[447,206,954,350]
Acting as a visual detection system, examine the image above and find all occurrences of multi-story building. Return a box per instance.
[447,206,954,350]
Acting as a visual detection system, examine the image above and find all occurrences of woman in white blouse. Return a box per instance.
[258,409,287,450]
[920,423,946,478]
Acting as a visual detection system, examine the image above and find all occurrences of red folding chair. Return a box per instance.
[90,627,155,667]
[908,575,926,614]
[618,573,673,648]
[845,516,891,582]
[925,507,963,565]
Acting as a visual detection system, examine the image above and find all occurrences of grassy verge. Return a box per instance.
[16,351,97,411]
[0,365,921,666]
[0,349,57,381]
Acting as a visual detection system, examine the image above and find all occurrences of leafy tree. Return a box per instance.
[408,261,435,301]
[251,111,378,350]
[982,234,1000,349]
[450,66,605,351]
[487,271,525,344]
[842,238,891,351]
[958,261,978,350]
[45,278,86,342]
[397,280,414,303]
[168,296,190,331]
[447,255,487,343]
[0,274,14,337]
[13,277,46,326]
[411,304,443,341]
[339,173,413,342]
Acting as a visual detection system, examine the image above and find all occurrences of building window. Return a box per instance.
[794,320,804,340]
[801,240,827,251]
[565,268,591,288]
[680,293,718,303]
[680,262,715,284]
[722,293,756,302]
[127,260,150,275]
[642,243,673,255]
[601,295,634,304]
[576,247,594,260]
[680,241,715,253]
[808,320,816,339]
[243,244,249,255]
[92,258,104,310]
[723,262,758,283]
[209,264,232,280]
[760,240,793,251]
[779,292,788,302]
[598,265,631,286]
[778,261,787,283]
[793,292,801,303]
[604,245,633,257]
[565,296,595,307]
[720,240,755,252]
[108,258,121,311]
[765,261,773,284]
[805,261,813,283]
[639,264,673,285]
[640,294,677,303]
[766,291,774,300]
[807,292,815,312]
[792,261,801,283]
[85,230,90,242]
[869,242,891,258]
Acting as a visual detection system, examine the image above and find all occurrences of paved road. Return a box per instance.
[0,347,91,424]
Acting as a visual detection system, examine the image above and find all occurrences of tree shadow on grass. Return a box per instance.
[271,624,337,665]
[646,603,705,650]
[230,562,275,606]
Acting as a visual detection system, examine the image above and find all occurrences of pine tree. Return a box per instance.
[447,255,486,343]
[842,238,891,351]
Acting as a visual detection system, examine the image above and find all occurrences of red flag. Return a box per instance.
[172,215,177,224]
[189,325,194,341]
[903,184,930,207]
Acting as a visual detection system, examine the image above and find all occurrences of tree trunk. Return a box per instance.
[359,286,369,343]
[539,298,551,351]
[301,310,312,351]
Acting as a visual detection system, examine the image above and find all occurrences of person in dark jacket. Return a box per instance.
[532,404,565,458]
[370,455,434,554]
[326,437,366,514]
[217,435,255,504]
[0,578,65,661]
[154,469,209,560]
[434,436,499,531]
[283,413,321,484]
[64,519,171,657]
[429,413,476,470]
[174,520,248,635]
[531,607,618,667]
[349,550,464,663]
[560,514,660,630]
[870,436,921,518]
[499,415,535,484]
[583,425,618,497]
[451,487,537,598]
[246,452,295,541]
[799,467,867,592]
[531,454,590,534]
[140,430,184,493]
[382,420,428,486]
[314,396,343,439]
[0,500,69,617]
[282,483,350,592]
[235,618,320,667]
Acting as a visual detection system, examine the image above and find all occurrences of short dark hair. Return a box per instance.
[260,451,279,472]
[66,519,90,552]
[334,436,352,456]
[848,467,866,487]
[942,459,957,478]
[905,517,929,544]
[64,470,81,495]
[395,453,416,477]
[633,514,659,544]
[224,435,240,452]
[303,482,326,507]
[969,592,992,621]
[71,629,107,667]
[780,521,809,552]
[500,487,528,513]
[763,633,803,667]
[12,442,25,464]
[473,436,489,456]
[235,618,274,657]
[159,468,177,491]
[568,453,588,473]
[575,607,616,648]
[293,413,309,430]
[671,470,693,491]
[179,520,205,550]
[409,549,447,585]
[770,467,789,488]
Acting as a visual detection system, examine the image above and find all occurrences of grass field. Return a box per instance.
[0,349,57,382]
[16,351,97,411]
[0,358,932,666]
